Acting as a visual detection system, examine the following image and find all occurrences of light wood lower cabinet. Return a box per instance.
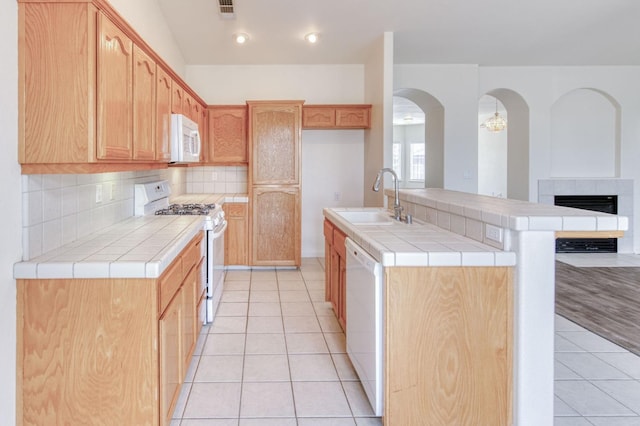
[323,220,333,302]
[384,266,513,425]
[251,187,300,266]
[159,289,181,426]
[17,232,204,426]
[224,203,248,265]
[324,219,346,329]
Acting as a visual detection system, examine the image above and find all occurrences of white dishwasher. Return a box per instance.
[345,237,384,416]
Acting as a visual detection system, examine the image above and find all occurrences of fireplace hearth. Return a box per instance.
[555,195,618,253]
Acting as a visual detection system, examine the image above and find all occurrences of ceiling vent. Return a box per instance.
[218,0,235,19]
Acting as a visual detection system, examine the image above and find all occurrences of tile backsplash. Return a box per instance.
[22,168,186,260]
[187,166,247,194]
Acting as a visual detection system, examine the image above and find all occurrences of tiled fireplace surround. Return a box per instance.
[538,179,633,253]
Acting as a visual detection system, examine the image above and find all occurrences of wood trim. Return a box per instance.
[17,5,26,164]
[16,275,25,426]
[21,162,168,174]
[555,231,624,239]
[199,161,249,166]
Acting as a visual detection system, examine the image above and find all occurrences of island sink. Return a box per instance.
[335,210,395,225]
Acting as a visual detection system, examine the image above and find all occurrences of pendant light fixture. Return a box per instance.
[481,99,507,133]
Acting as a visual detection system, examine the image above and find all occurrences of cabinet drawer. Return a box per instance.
[182,234,203,276]
[324,220,334,242]
[226,203,247,217]
[159,257,182,315]
[333,228,347,258]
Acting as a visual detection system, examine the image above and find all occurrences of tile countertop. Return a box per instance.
[14,193,249,280]
[390,188,629,232]
[171,193,249,204]
[323,208,517,268]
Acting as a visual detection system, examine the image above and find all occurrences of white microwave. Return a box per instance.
[170,114,201,163]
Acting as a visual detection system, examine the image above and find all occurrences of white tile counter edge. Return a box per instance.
[388,188,628,232]
[14,216,205,280]
[323,207,517,268]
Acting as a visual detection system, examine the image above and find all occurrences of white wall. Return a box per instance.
[394,64,480,193]
[364,32,394,207]
[0,0,20,423]
[109,0,186,77]
[302,131,365,256]
[185,65,366,257]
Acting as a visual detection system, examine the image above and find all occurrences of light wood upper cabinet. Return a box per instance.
[198,105,208,162]
[156,67,172,161]
[132,45,156,161]
[207,106,248,164]
[251,187,300,266]
[18,1,207,173]
[171,82,184,114]
[249,101,302,185]
[302,104,371,129]
[184,93,196,122]
[19,3,96,165]
[96,12,133,160]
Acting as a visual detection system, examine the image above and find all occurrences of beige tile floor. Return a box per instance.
[171,257,640,425]
[171,257,382,425]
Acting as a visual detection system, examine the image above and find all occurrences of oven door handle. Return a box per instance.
[210,220,228,239]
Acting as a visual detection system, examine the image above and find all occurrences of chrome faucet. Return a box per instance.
[372,168,403,221]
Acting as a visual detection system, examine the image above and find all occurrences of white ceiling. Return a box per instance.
[157,0,640,66]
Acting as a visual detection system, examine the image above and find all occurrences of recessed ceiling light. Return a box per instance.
[233,33,249,44]
[304,33,319,44]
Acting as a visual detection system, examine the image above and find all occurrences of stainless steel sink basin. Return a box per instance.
[336,210,395,225]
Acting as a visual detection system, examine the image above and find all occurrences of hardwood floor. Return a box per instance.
[555,260,640,356]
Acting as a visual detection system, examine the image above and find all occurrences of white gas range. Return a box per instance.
[134,181,227,324]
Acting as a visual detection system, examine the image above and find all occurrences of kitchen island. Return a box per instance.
[324,188,628,426]
[324,207,516,425]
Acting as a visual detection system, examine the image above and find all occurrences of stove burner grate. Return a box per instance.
[154,203,217,216]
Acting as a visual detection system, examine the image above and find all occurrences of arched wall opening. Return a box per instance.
[393,88,445,189]
[478,95,508,197]
[480,88,530,201]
